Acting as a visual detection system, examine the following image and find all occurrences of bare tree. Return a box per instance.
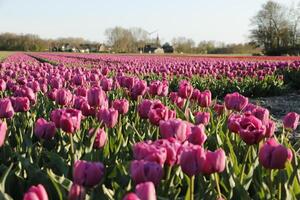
[250,0,300,55]
[171,37,195,53]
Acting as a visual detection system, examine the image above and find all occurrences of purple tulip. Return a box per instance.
[73,160,105,187]
[130,160,163,185]
[238,115,266,145]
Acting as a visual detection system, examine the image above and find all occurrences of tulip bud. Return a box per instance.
[224,92,248,111]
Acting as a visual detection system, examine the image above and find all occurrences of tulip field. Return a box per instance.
[0,52,299,200]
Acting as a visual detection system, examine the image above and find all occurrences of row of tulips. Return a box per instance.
[0,53,299,200]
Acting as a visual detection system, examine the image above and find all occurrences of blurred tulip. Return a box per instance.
[130,160,163,185]
[73,160,105,187]
[0,120,7,147]
[23,184,48,200]
[68,184,85,200]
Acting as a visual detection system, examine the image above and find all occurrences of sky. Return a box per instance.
[0,0,297,44]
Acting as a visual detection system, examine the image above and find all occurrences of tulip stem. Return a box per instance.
[70,134,75,167]
[214,173,222,199]
[240,145,251,183]
[190,175,194,200]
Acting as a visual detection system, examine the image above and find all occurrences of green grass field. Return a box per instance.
[0,51,12,61]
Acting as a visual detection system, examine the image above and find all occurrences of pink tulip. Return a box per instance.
[23,184,48,200]
[194,112,210,126]
[187,124,207,146]
[112,99,129,115]
[88,128,107,149]
[214,103,225,116]
[179,144,206,177]
[131,80,147,100]
[159,119,188,142]
[259,138,293,169]
[34,118,56,140]
[202,149,226,174]
[0,120,7,147]
[198,90,211,107]
[224,92,248,111]
[135,182,157,200]
[133,142,167,165]
[238,115,266,145]
[60,109,82,133]
[0,98,14,118]
[10,97,30,112]
[178,80,193,98]
[123,193,141,200]
[97,108,118,128]
[87,87,107,107]
[138,99,153,119]
[55,89,73,106]
[283,112,299,130]
[0,79,6,91]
